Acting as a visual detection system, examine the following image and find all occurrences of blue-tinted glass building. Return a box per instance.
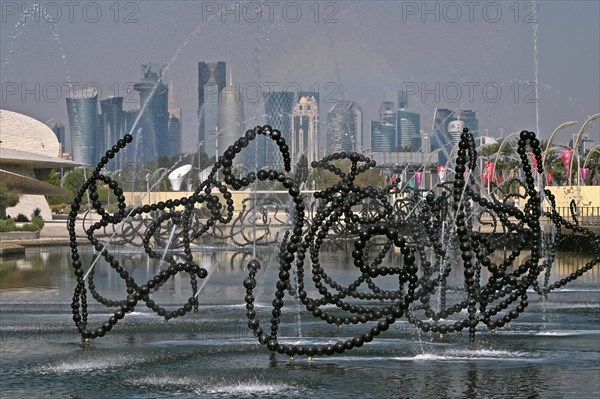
[397,110,420,151]
[198,62,226,159]
[66,88,99,165]
[133,63,169,164]
[327,100,362,153]
[248,91,296,169]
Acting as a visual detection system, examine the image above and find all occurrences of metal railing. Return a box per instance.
[544,206,600,226]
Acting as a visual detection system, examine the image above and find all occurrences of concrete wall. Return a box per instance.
[545,186,600,208]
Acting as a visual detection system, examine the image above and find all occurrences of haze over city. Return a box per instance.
[1,1,598,153]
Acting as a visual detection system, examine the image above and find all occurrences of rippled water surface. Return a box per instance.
[1,246,598,398]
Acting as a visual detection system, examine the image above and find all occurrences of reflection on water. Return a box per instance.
[0,245,598,398]
[0,245,596,293]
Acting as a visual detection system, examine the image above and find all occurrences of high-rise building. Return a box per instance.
[99,97,125,169]
[47,122,66,154]
[371,120,396,152]
[250,91,296,169]
[133,63,169,164]
[198,62,226,159]
[122,109,139,164]
[397,110,421,150]
[371,101,397,152]
[217,71,244,161]
[327,100,362,153]
[66,88,98,165]
[432,108,478,163]
[291,95,319,165]
[167,83,182,158]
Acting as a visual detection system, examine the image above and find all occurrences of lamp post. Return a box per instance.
[542,120,578,172]
[570,113,600,186]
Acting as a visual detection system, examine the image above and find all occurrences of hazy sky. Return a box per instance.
[1,0,598,153]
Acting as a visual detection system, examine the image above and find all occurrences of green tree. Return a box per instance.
[0,182,19,218]
[308,159,385,190]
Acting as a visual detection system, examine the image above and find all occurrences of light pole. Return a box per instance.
[570,113,600,186]
[542,120,578,172]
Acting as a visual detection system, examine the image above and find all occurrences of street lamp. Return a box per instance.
[542,120,578,172]
[570,113,600,186]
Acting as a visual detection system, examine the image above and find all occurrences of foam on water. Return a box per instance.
[129,375,302,396]
[534,330,599,337]
[394,349,532,362]
[36,354,147,374]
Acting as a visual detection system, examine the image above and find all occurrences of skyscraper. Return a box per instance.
[66,88,98,165]
[251,91,296,169]
[218,71,244,161]
[397,110,421,150]
[47,122,66,154]
[167,83,182,158]
[371,120,397,152]
[99,97,124,169]
[291,95,319,165]
[327,100,362,153]
[198,62,226,159]
[133,63,169,164]
[432,108,479,162]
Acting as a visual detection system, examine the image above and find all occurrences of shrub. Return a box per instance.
[20,223,39,231]
[0,218,17,232]
[30,216,45,230]
[32,208,42,218]
[15,213,29,222]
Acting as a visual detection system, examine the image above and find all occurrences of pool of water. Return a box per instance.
[1,245,598,398]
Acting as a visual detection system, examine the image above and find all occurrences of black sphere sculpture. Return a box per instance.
[69,127,599,356]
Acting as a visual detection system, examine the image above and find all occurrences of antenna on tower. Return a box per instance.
[229,67,233,86]
[169,82,175,108]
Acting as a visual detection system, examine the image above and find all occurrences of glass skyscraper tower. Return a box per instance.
[198,62,226,159]
[327,100,362,153]
[99,97,125,169]
[66,88,98,165]
[133,63,169,164]
[248,91,296,169]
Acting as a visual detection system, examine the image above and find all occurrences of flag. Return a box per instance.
[414,171,423,189]
[561,150,573,176]
[581,168,590,184]
[484,161,495,183]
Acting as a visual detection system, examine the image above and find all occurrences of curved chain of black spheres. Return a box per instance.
[70,127,598,356]
[69,125,294,340]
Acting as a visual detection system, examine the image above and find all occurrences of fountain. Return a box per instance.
[67,126,599,357]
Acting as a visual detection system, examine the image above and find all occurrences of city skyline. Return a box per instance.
[1,1,598,158]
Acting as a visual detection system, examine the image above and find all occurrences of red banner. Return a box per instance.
[484,161,495,183]
[546,172,553,186]
[531,154,543,171]
[581,168,590,184]
[414,171,423,189]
